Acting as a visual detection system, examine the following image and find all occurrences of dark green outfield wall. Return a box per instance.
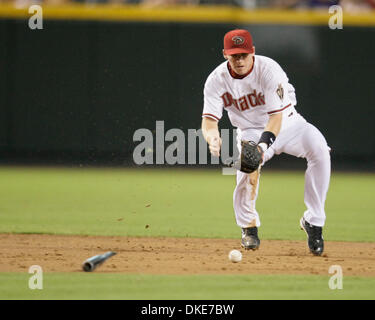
[0,19,374,167]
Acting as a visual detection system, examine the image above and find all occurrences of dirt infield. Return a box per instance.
[0,234,374,276]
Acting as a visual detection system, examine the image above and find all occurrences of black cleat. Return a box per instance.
[241,227,260,250]
[300,217,324,256]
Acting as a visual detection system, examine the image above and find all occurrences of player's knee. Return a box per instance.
[307,139,330,163]
[314,141,330,156]
[304,126,330,160]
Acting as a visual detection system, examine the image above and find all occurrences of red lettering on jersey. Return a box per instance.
[238,96,250,111]
[247,90,260,107]
[221,90,265,111]
[257,92,265,105]
[233,98,240,111]
[221,92,233,108]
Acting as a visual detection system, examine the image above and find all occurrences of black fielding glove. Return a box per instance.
[232,141,263,173]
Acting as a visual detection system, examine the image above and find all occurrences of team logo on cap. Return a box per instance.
[232,36,245,45]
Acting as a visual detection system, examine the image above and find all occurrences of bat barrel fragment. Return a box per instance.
[82,251,117,272]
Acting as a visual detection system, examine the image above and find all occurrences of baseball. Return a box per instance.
[228,249,242,263]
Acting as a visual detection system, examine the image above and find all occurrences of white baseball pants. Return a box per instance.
[233,117,331,228]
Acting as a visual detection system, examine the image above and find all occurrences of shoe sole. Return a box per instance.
[241,243,259,251]
[241,237,260,251]
[300,217,323,256]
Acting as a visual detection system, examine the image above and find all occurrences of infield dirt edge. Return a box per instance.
[0,233,374,277]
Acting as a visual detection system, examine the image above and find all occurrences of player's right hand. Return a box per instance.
[209,136,222,157]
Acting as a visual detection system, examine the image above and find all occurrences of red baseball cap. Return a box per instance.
[223,29,254,55]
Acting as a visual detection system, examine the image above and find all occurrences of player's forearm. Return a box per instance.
[264,113,282,137]
[201,117,220,143]
[202,117,222,157]
[258,113,282,152]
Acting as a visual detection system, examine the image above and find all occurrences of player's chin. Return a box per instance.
[235,67,246,74]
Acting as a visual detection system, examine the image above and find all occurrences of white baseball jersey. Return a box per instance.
[202,55,301,136]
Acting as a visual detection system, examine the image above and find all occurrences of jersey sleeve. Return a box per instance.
[202,74,223,122]
[262,63,294,115]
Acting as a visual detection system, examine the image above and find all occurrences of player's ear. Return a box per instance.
[252,46,256,54]
[222,49,228,60]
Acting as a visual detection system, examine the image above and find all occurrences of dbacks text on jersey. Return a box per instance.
[221,89,265,112]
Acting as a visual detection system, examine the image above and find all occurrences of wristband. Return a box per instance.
[258,131,276,149]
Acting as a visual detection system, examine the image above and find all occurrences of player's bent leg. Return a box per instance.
[301,123,331,228]
[281,122,330,255]
[300,124,330,255]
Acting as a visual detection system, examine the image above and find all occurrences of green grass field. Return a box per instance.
[0,166,374,300]
[1,273,374,300]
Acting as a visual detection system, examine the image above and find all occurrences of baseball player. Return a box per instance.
[201,29,331,256]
